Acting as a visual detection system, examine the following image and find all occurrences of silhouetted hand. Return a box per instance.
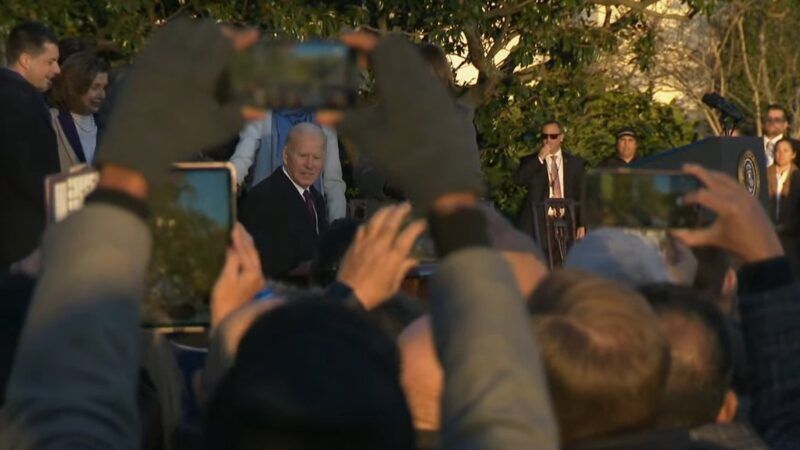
[337,202,426,310]
[671,164,783,263]
[97,18,260,183]
[335,34,485,212]
[210,223,266,327]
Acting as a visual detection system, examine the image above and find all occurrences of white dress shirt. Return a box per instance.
[539,149,564,198]
[282,167,319,233]
[765,134,784,167]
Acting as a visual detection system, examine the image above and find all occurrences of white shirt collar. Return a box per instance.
[282,166,310,199]
[767,134,784,145]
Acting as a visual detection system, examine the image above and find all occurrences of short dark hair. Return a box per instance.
[5,22,58,65]
[775,137,797,154]
[639,283,734,428]
[416,43,455,95]
[48,51,109,113]
[541,119,564,134]
[766,104,792,126]
[205,297,415,450]
[529,270,669,443]
[57,36,95,65]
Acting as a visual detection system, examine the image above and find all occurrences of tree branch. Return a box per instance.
[592,0,689,21]
[484,0,536,19]
[736,17,762,134]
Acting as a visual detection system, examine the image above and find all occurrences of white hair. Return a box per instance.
[284,122,327,154]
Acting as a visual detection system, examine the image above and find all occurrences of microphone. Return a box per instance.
[701,92,744,122]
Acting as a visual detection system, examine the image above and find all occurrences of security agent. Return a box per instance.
[602,127,639,167]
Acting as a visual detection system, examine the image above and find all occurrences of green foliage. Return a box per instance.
[145,182,227,326]
[476,75,697,216]
[0,0,700,218]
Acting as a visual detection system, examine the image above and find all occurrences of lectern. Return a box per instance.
[631,136,768,210]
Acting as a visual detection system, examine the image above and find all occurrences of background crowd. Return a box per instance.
[1,13,800,450]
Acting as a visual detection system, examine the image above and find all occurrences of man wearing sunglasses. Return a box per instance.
[514,120,586,254]
[764,105,792,167]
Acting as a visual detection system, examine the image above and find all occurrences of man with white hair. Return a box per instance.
[229,111,347,221]
[239,122,329,279]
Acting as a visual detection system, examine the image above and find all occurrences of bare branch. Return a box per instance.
[484,0,536,19]
[736,17,762,134]
[591,0,689,21]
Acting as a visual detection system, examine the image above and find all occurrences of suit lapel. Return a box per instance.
[310,186,328,234]
[782,166,797,197]
[278,168,320,238]
[562,153,572,199]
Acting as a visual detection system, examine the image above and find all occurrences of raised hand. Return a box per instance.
[671,164,783,263]
[336,202,427,310]
[210,223,266,327]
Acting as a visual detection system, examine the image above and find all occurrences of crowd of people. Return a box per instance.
[1,16,800,450]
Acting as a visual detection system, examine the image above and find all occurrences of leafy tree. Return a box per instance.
[145,181,228,326]
[0,0,701,216]
[477,70,697,215]
[624,0,800,136]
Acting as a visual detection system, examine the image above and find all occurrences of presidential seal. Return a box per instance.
[737,149,760,197]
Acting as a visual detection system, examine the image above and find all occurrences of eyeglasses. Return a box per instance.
[541,133,561,140]
[766,117,787,124]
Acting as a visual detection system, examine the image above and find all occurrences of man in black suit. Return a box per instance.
[514,120,586,258]
[239,122,329,280]
[0,22,61,271]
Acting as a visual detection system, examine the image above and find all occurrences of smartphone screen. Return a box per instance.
[143,163,235,327]
[227,41,359,109]
[582,169,702,229]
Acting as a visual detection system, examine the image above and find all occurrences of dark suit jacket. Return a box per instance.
[0,68,59,270]
[767,164,800,274]
[513,150,586,240]
[239,167,328,279]
[768,164,800,230]
[600,153,639,168]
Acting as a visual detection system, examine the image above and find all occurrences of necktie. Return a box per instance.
[767,141,776,166]
[550,156,563,198]
[303,189,318,235]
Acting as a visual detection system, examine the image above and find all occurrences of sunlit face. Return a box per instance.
[775,141,796,168]
[541,123,564,148]
[616,135,638,161]
[19,42,60,92]
[78,72,108,114]
[765,109,789,138]
[283,133,325,188]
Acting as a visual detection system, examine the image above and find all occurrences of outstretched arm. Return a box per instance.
[0,168,151,449]
[429,200,558,450]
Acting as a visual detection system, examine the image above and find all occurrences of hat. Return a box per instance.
[616,127,636,139]
[564,228,669,287]
[205,298,415,450]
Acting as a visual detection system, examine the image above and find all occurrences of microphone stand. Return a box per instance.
[720,114,740,137]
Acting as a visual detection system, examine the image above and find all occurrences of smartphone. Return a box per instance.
[226,40,360,109]
[143,162,236,328]
[582,169,702,229]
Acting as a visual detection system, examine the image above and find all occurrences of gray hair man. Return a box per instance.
[238,122,330,280]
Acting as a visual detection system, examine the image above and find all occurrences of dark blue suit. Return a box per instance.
[0,68,59,269]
